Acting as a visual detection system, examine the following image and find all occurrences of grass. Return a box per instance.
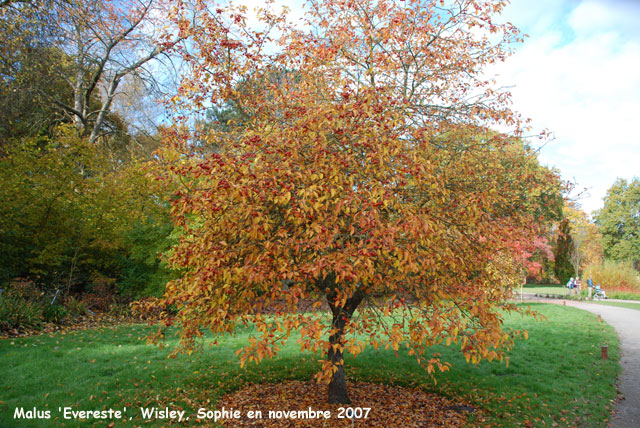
[0,304,620,428]
[522,286,569,296]
[606,290,640,300]
[588,301,640,311]
[523,283,640,301]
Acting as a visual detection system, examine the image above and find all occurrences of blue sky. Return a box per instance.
[494,0,640,215]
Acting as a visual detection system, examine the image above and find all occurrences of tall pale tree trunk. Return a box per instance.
[89,76,120,143]
[73,63,87,134]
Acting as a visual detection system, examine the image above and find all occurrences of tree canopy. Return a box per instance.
[564,202,602,277]
[0,125,174,302]
[596,178,640,268]
[158,0,563,404]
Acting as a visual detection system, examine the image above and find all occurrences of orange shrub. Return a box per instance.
[583,260,640,293]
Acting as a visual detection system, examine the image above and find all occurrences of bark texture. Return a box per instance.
[325,282,365,404]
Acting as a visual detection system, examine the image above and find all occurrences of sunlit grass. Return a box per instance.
[522,285,569,296]
[0,304,620,427]
[524,283,640,301]
[587,301,640,311]
[605,289,640,300]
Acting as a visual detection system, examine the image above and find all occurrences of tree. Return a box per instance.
[553,218,574,284]
[0,2,68,147]
[0,0,31,7]
[0,0,177,297]
[159,0,559,404]
[0,127,116,286]
[595,178,640,268]
[518,234,555,282]
[0,125,170,295]
[0,0,180,145]
[565,203,602,278]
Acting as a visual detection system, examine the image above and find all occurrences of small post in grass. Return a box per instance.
[601,344,608,360]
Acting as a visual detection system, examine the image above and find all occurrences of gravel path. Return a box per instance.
[525,296,640,427]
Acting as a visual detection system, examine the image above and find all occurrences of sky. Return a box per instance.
[493,0,640,215]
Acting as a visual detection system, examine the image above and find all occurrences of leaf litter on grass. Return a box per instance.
[217,380,481,427]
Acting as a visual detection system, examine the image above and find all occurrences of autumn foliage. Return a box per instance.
[159,0,562,403]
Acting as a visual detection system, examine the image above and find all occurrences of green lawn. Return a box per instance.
[0,304,620,427]
[523,284,640,301]
[606,291,640,301]
[589,301,640,311]
[522,286,569,296]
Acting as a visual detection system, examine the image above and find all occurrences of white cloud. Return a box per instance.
[569,0,640,37]
[492,0,640,214]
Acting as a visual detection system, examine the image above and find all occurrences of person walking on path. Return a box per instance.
[587,276,594,299]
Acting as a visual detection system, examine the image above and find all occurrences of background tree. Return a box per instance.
[521,234,555,282]
[0,0,180,148]
[0,1,68,147]
[159,0,561,404]
[0,126,172,297]
[553,218,574,284]
[595,178,640,269]
[564,203,603,278]
[0,0,178,317]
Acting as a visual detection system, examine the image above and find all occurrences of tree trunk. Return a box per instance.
[73,68,87,134]
[327,311,350,404]
[325,283,365,404]
[89,76,120,144]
